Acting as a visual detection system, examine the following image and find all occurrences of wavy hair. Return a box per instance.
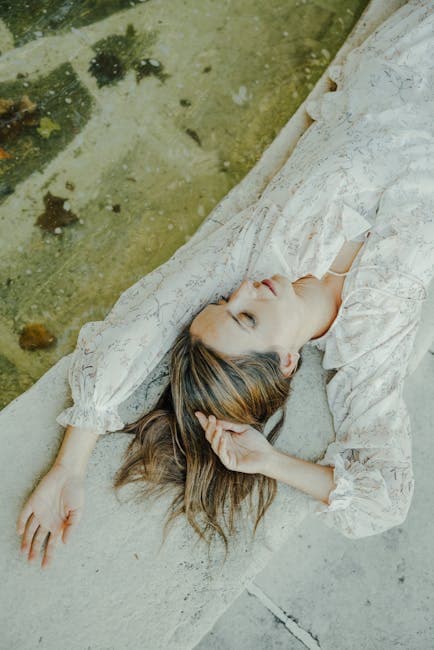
[113,319,303,563]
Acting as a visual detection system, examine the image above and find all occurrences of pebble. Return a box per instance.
[54,227,62,234]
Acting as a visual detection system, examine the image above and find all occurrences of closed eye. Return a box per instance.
[212,296,257,327]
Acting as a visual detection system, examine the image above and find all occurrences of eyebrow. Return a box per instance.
[210,302,250,333]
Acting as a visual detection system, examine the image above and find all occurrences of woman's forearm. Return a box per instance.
[54,424,100,477]
[262,448,336,505]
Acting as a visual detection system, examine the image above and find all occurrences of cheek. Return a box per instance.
[262,304,285,334]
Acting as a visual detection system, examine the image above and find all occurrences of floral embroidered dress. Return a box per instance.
[57,0,434,539]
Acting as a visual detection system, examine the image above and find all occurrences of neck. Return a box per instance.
[292,274,341,346]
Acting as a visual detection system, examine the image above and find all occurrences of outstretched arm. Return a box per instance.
[54,424,100,476]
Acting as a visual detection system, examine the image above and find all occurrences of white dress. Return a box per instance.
[56,0,434,539]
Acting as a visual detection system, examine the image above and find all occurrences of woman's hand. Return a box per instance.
[16,462,85,570]
[195,411,275,475]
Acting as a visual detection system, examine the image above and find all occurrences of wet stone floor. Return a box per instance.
[0,0,368,409]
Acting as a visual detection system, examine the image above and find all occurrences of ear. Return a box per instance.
[280,351,300,378]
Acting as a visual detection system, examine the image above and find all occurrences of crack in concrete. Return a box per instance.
[246,582,321,649]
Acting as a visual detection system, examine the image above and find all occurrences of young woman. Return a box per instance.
[17,0,434,569]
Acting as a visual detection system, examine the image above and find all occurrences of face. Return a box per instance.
[189,274,301,377]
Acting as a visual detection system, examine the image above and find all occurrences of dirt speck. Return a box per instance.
[134,57,169,84]
[185,128,201,146]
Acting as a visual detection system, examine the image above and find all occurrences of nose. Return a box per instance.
[230,278,261,301]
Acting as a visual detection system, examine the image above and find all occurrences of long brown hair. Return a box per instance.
[113,320,303,562]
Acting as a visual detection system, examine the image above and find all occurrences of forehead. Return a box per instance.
[191,303,248,354]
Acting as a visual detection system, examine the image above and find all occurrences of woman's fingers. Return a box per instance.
[215,418,247,434]
[21,513,38,556]
[42,532,61,570]
[28,525,49,563]
[195,411,247,435]
[204,414,215,443]
[17,501,33,536]
[195,412,237,470]
[216,423,224,456]
[199,413,224,455]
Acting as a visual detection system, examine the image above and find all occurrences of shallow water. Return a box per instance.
[0,0,368,409]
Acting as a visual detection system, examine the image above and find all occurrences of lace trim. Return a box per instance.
[55,402,124,435]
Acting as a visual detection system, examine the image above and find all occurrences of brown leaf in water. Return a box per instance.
[19,323,57,350]
[35,191,79,232]
[0,147,12,159]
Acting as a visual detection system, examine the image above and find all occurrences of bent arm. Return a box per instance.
[56,205,255,436]
[311,356,416,539]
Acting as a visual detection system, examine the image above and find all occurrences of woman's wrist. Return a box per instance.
[261,447,336,505]
[260,447,282,477]
[54,424,100,477]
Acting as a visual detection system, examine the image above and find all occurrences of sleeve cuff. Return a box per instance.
[56,402,125,435]
[313,452,355,514]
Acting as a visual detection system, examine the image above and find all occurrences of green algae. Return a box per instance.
[0,63,93,206]
[0,0,369,410]
[0,0,150,49]
[89,26,162,87]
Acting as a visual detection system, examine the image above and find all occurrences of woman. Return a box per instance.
[17,0,434,569]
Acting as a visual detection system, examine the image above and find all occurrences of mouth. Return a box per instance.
[261,278,277,296]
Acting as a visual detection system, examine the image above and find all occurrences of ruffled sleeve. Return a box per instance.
[56,207,256,435]
[310,351,417,539]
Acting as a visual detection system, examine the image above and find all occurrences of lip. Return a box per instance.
[261,278,277,296]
